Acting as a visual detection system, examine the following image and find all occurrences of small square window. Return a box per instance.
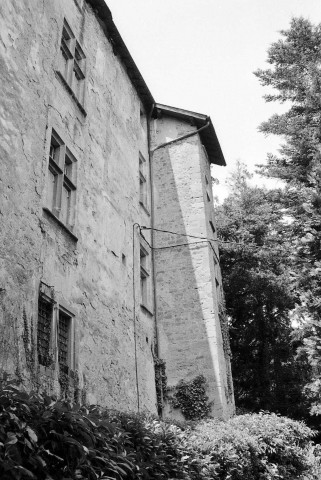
[209,220,216,235]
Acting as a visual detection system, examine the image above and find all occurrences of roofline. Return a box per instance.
[153,103,226,166]
[85,0,155,111]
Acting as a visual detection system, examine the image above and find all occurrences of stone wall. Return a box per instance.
[0,0,157,412]
[151,115,234,419]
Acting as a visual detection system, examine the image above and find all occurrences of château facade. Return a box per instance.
[0,0,234,419]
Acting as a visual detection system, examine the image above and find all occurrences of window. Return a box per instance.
[140,245,150,307]
[205,175,211,202]
[139,153,149,211]
[215,277,221,303]
[37,291,75,372]
[46,130,77,230]
[37,296,53,366]
[140,109,145,128]
[58,310,72,372]
[209,220,216,235]
[59,19,86,104]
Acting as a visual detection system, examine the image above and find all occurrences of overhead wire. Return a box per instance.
[139,225,263,250]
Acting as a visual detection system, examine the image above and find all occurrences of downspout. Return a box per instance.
[132,222,140,412]
[147,104,160,358]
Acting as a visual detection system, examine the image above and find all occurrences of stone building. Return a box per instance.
[0,0,234,418]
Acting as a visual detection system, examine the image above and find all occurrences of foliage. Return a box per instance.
[181,412,316,480]
[0,381,190,480]
[254,17,321,414]
[1,381,320,480]
[170,375,212,421]
[154,357,167,416]
[216,162,308,418]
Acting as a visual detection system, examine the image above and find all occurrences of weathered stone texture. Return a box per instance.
[152,116,234,419]
[0,0,156,412]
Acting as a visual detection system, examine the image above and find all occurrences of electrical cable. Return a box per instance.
[140,225,261,249]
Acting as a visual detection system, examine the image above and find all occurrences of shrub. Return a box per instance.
[0,382,189,479]
[180,412,317,480]
[0,381,319,480]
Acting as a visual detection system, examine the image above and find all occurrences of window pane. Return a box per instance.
[61,183,71,225]
[140,175,147,206]
[60,44,70,79]
[141,271,147,305]
[47,168,58,210]
[64,155,73,179]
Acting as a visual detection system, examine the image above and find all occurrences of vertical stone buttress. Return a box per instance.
[151,114,234,419]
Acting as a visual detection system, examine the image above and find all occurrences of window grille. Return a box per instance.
[58,311,70,367]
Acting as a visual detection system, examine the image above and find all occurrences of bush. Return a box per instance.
[0,381,320,480]
[180,412,317,480]
[0,381,188,479]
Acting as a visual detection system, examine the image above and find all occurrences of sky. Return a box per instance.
[105,0,321,200]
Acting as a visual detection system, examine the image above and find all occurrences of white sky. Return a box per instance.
[105,0,321,200]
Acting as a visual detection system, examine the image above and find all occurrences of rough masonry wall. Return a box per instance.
[151,116,234,419]
[0,0,157,412]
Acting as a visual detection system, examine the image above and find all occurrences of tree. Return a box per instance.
[254,17,321,414]
[216,162,308,417]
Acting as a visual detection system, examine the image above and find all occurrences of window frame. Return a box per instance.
[140,243,152,311]
[139,152,149,213]
[58,306,75,373]
[37,294,54,367]
[46,129,77,231]
[58,19,86,106]
[37,287,75,373]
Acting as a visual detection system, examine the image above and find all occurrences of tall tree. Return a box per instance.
[216,162,308,418]
[254,18,321,414]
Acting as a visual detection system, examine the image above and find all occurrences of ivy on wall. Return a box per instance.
[170,375,212,420]
[218,301,234,399]
[154,357,167,416]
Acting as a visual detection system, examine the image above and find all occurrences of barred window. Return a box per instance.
[37,297,52,366]
[58,310,71,370]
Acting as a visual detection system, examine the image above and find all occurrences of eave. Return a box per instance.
[86,0,155,111]
[153,103,226,166]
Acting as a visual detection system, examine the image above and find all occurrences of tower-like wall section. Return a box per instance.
[151,115,234,419]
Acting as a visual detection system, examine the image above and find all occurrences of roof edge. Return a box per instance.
[86,0,155,111]
[153,103,226,167]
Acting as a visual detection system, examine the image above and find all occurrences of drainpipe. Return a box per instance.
[132,222,140,412]
[147,105,160,362]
